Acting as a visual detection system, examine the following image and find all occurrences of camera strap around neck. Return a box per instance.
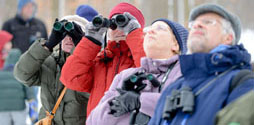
[159,61,178,92]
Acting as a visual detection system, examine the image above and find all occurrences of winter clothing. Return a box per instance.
[85,22,108,45]
[0,48,34,111]
[86,55,182,125]
[2,15,48,53]
[17,0,36,14]
[60,27,145,116]
[60,15,88,32]
[45,15,88,51]
[118,12,141,34]
[189,3,241,44]
[108,89,141,117]
[0,49,35,124]
[0,30,13,69]
[215,90,254,125]
[149,45,254,125]
[0,109,27,125]
[76,4,98,22]
[14,40,89,125]
[153,19,188,54]
[109,2,145,28]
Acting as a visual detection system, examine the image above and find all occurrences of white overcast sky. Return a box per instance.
[240,29,254,62]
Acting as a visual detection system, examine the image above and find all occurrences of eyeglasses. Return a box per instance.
[144,24,170,33]
[188,19,220,29]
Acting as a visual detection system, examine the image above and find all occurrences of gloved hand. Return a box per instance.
[45,19,67,51]
[108,88,140,117]
[117,12,141,35]
[67,22,84,46]
[85,22,107,46]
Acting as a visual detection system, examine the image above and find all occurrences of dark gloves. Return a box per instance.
[108,88,141,117]
[117,12,141,35]
[45,19,67,51]
[85,22,107,46]
[67,22,84,46]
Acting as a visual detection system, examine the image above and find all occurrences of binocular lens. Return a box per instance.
[53,22,62,31]
[130,75,138,83]
[115,15,128,27]
[64,22,74,32]
[92,16,103,27]
[146,74,153,81]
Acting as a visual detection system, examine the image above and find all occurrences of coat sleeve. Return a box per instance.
[86,73,131,125]
[60,37,101,93]
[2,20,11,33]
[226,78,254,104]
[125,28,145,67]
[24,85,36,100]
[13,40,52,86]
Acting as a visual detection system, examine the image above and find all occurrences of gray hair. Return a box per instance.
[221,18,236,45]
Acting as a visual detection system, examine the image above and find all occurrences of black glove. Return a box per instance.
[85,22,107,46]
[67,22,84,46]
[117,12,141,35]
[45,19,67,51]
[108,88,140,117]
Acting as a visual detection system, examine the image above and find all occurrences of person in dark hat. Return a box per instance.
[76,4,98,22]
[86,18,188,125]
[60,2,146,117]
[149,3,254,125]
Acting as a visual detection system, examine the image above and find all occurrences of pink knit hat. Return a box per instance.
[109,2,145,28]
[0,30,13,50]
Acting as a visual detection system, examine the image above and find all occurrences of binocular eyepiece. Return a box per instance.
[53,20,74,32]
[92,14,129,30]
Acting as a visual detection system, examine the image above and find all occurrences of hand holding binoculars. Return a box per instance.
[53,18,74,33]
[92,14,129,30]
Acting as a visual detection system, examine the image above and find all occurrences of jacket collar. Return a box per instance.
[140,55,179,74]
[15,14,32,25]
[96,40,131,61]
[180,44,251,78]
[106,40,129,56]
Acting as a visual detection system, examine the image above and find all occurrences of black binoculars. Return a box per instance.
[53,20,74,32]
[162,86,194,120]
[92,14,129,30]
[122,72,160,93]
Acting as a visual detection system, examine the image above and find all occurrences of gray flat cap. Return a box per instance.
[189,3,241,44]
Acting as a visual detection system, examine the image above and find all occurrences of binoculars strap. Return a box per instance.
[195,65,238,96]
[159,61,178,92]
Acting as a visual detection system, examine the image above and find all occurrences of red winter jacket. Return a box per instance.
[0,30,13,69]
[60,29,145,116]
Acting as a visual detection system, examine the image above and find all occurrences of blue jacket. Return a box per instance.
[149,45,254,125]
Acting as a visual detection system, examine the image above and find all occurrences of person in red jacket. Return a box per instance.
[60,2,145,116]
[0,30,13,70]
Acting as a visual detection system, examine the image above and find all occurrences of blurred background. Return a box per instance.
[0,0,253,61]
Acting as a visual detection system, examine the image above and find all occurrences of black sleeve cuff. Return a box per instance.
[85,36,102,46]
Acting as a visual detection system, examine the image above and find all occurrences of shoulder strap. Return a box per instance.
[230,69,254,93]
[50,87,67,115]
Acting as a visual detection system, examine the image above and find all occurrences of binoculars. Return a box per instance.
[122,72,160,93]
[92,14,129,30]
[162,86,194,120]
[53,20,74,32]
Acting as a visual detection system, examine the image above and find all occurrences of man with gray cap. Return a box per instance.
[148,3,254,125]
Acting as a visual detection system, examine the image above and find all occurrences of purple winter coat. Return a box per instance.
[86,55,182,125]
